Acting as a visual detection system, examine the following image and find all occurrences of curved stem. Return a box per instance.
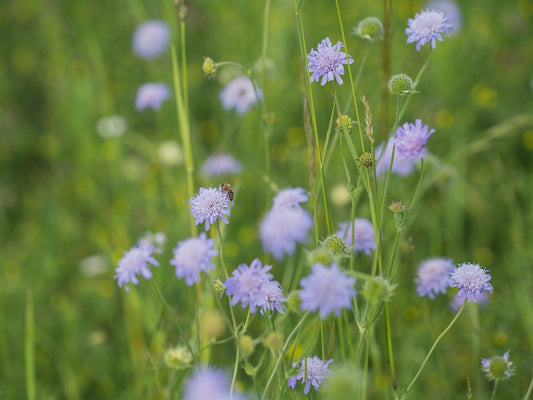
[490,380,499,400]
[523,375,533,400]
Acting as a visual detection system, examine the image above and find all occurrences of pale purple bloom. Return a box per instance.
[375,139,417,177]
[308,37,354,86]
[299,263,356,319]
[393,119,435,160]
[449,262,493,302]
[190,186,231,231]
[450,291,489,311]
[183,367,250,400]
[219,76,262,115]
[114,243,160,291]
[415,257,455,299]
[336,218,376,256]
[288,356,333,394]
[405,9,453,51]
[481,351,514,381]
[260,280,287,315]
[135,83,171,111]
[272,187,309,210]
[170,233,218,286]
[132,20,170,59]
[260,207,313,260]
[425,0,462,35]
[200,153,242,177]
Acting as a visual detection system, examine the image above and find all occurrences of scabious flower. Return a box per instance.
[415,257,455,299]
[190,186,231,231]
[114,243,160,291]
[336,218,376,256]
[288,356,333,394]
[219,76,262,115]
[481,351,515,381]
[299,263,356,319]
[260,280,287,315]
[307,37,354,86]
[426,0,462,35]
[135,83,171,111]
[132,20,170,59]
[183,367,250,400]
[200,153,242,177]
[260,207,313,260]
[375,139,417,177]
[393,119,435,160]
[272,187,309,210]
[449,262,493,302]
[170,233,218,286]
[405,9,453,51]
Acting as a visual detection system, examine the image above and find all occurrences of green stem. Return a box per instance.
[230,343,240,400]
[387,230,401,278]
[384,303,397,393]
[523,375,533,400]
[25,288,35,400]
[407,159,425,216]
[490,380,499,400]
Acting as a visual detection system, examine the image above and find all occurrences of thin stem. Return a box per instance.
[25,288,35,400]
[523,375,533,400]
[407,159,425,216]
[490,380,499,400]
[397,53,432,123]
[384,303,397,393]
[380,0,392,141]
[230,344,240,400]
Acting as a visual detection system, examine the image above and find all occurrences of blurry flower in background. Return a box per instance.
[481,351,515,381]
[405,9,453,51]
[272,187,309,210]
[415,257,455,299]
[139,231,167,247]
[393,119,435,160]
[200,153,242,177]
[307,37,354,86]
[219,76,262,115]
[375,139,417,177]
[135,83,171,111]
[351,16,384,42]
[183,367,235,400]
[170,232,218,286]
[157,140,184,166]
[96,115,127,139]
[190,186,231,230]
[425,0,463,35]
[200,310,226,341]
[330,183,351,206]
[288,356,333,394]
[449,262,493,302]
[336,218,376,256]
[164,345,193,370]
[114,243,160,291]
[79,254,108,277]
[132,20,170,59]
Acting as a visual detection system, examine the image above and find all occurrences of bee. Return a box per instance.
[221,183,234,201]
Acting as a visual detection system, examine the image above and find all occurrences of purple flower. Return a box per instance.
[260,207,313,260]
[260,280,287,315]
[481,351,514,381]
[219,76,262,115]
[393,119,435,160]
[299,263,356,319]
[450,291,489,311]
[288,356,333,394]
[170,233,218,286]
[183,367,250,400]
[307,37,354,86]
[375,139,417,177]
[132,20,170,59]
[272,187,309,210]
[190,186,231,231]
[114,243,160,291]
[405,9,453,51]
[135,83,171,111]
[449,262,493,302]
[336,218,376,256]
[200,153,242,177]
[425,1,462,35]
[415,257,455,299]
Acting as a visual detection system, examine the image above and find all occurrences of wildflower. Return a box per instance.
[336,115,353,135]
[481,351,515,381]
[190,186,231,231]
[135,83,171,111]
[336,218,376,256]
[393,119,435,160]
[132,20,170,59]
[239,335,255,358]
[288,356,333,394]
[307,37,354,86]
[202,57,216,78]
[449,262,493,302]
[260,207,313,260]
[170,233,218,286]
[96,115,127,139]
[352,16,384,41]
[200,153,242,177]
[272,187,309,210]
[388,73,417,95]
[405,9,453,51]
[415,258,455,299]
[357,152,374,168]
[426,0,462,35]
[299,263,356,319]
[260,280,287,315]
[114,243,160,291]
[219,76,262,115]
[183,367,251,400]
[375,139,417,177]
[321,234,347,255]
[164,345,193,370]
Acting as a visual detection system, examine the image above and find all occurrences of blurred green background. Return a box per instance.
[1,0,532,398]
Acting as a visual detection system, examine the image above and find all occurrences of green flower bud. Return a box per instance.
[482,351,515,381]
[352,17,384,42]
[321,234,347,255]
[388,73,417,95]
[202,57,217,79]
[264,332,284,352]
[361,276,397,304]
[357,152,374,168]
[306,247,336,267]
[336,115,353,135]
[163,345,193,370]
[238,335,255,358]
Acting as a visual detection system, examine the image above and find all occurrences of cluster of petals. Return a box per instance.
[288,356,333,394]
[135,83,171,111]
[449,262,493,302]
[307,37,354,86]
[132,20,170,59]
[375,139,417,177]
[200,153,242,177]
[114,243,160,291]
[183,367,251,400]
[170,233,218,286]
[393,119,435,160]
[405,9,453,51]
[190,186,232,231]
[415,257,455,299]
[219,76,262,115]
[336,218,376,256]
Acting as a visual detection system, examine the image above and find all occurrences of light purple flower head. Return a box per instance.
[272,187,309,210]
[135,83,171,111]
[375,139,417,177]
[393,119,435,160]
[200,153,242,177]
[307,37,354,86]
[481,351,515,381]
[132,20,170,59]
[336,218,376,256]
[299,263,356,319]
[288,356,333,394]
[405,9,453,51]
[449,262,493,303]
[170,232,218,286]
[219,76,262,115]
[114,243,160,291]
[425,0,462,35]
[415,257,455,299]
[190,186,231,231]
[260,207,313,260]
[183,367,251,400]
[260,280,287,315]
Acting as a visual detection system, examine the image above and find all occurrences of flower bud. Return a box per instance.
[200,310,226,340]
[352,17,384,41]
[238,335,255,358]
[388,201,407,231]
[388,73,417,95]
[202,57,217,79]
[336,115,353,135]
[357,152,374,168]
[361,276,397,304]
[213,278,226,297]
[306,247,336,267]
[481,351,514,381]
[163,345,193,370]
[321,235,347,255]
[264,332,284,352]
